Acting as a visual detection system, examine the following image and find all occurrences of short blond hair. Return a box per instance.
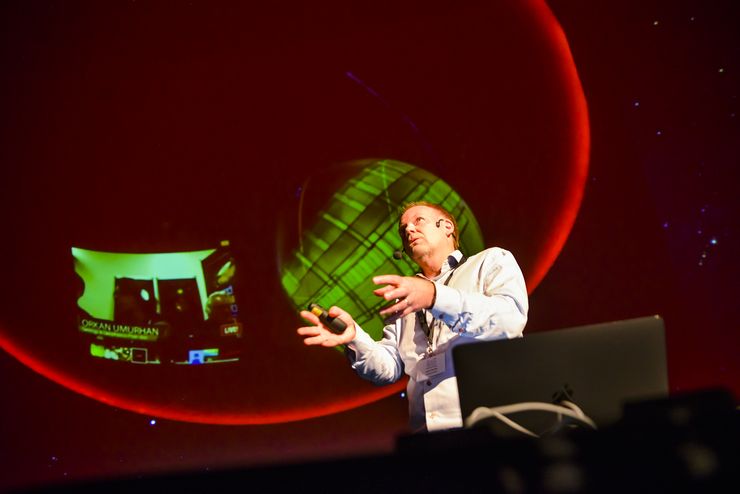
[399,201,459,249]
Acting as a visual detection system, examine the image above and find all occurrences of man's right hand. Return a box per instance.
[297,306,356,347]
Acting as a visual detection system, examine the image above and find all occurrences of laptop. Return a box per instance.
[452,315,669,434]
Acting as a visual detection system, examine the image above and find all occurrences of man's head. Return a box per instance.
[398,202,459,262]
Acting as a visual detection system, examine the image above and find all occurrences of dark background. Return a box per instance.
[1,0,738,491]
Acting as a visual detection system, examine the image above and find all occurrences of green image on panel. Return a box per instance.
[72,248,217,321]
[281,159,484,342]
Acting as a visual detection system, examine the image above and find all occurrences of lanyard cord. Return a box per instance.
[417,255,468,349]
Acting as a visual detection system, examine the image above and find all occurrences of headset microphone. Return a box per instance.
[435,219,443,227]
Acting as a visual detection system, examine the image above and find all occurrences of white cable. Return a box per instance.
[464,401,598,436]
[552,402,598,428]
[560,400,586,420]
[485,410,539,438]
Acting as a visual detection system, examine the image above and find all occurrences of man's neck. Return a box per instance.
[415,248,457,278]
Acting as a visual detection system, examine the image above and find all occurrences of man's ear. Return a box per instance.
[442,219,454,237]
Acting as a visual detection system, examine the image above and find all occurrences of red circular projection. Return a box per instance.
[0,1,588,424]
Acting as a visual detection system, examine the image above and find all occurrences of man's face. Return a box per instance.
[398,205,452,261]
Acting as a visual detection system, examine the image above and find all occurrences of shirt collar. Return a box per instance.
[435,249,463,280]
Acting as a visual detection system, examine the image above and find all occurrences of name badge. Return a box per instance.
[417,353,446,380]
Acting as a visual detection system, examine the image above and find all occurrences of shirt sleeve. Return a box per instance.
[345,321,405,385]
[430,248,528,339]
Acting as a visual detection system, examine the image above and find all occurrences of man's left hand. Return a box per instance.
[373,274,436,320]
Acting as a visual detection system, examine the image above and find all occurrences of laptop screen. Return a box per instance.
[452,316,669,433]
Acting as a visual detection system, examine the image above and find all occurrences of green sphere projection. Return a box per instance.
[280,159,484,341]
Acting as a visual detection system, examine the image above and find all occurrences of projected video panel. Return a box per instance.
[72,241,242,365]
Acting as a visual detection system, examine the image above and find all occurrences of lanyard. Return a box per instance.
[417,255,467,351]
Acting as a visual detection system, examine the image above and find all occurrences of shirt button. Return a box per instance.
[426,380,432,386]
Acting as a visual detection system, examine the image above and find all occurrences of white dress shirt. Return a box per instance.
[347,247,528,431]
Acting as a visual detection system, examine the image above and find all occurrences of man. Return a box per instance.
[297,201,528,432]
